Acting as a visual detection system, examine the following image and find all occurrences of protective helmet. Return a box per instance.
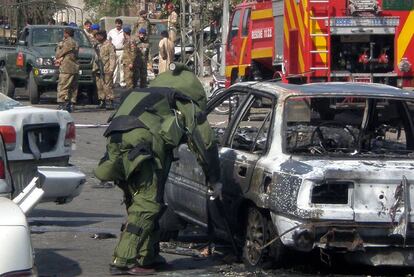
[149,63,207,110]
[123,25,132,34]
[138,28,147,34]
[91,23,100,31]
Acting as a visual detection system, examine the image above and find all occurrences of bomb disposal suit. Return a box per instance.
[94,65,221,268]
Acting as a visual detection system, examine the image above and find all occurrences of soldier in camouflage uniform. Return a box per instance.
[55,27,79,112]
[122,26,137,89]
[95,64,221,275]
[93,30,116,110]
[135,28,150,88]
[133,10,151,40]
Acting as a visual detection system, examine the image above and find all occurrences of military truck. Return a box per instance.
[0,1,96,104]
[0,25,95,104]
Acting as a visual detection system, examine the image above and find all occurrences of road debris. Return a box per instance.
[91,232,117,239]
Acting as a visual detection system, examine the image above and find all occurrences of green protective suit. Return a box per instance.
[94,68,220,267]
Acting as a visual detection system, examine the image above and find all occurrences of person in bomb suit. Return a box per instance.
[94,63,221,275]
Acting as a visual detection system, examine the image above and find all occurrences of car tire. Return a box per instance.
[0,67,15,98]
[242,206,285,269]
[158,206,187,242]
[28,71,40,104]
[88,85,98,105]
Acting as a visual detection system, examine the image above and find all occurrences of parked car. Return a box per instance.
[163,81,414,267]
[0,134,40,276]
[0,93,85,203]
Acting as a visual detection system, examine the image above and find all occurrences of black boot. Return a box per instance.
[57,102,66,110]
[66,102,75,113]
[97,100,105,109]
[106,100,115,110]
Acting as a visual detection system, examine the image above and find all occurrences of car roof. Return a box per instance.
[238,81,414,100]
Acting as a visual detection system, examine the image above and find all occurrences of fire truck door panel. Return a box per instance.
[289,30,299,74]
[272,0,284,63]
[227,9,242,65]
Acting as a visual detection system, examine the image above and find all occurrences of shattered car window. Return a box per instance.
[208,92,247,144]
[0,93,22,111]
[231,96,273,153]
[285,96,414,157]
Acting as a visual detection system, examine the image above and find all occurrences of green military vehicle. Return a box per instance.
[0,1,96,104]
[0,25,96,104]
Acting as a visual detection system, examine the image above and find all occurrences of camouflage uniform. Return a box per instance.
[94,40,116,101]
[87,32,99,47]
[94,65,220,270]
[122,37,137,89]
[135,37,150,88]
[56,36,79,104]
[133,17,151,40]
[167,11,178,43]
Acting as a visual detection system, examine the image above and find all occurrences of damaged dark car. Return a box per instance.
[162,81,414,268]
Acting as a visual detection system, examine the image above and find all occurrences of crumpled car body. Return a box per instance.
[164,81,414,267]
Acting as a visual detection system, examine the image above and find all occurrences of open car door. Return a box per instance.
[164,89,249,228]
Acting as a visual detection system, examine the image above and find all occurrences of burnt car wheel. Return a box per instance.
[243,206,284,269]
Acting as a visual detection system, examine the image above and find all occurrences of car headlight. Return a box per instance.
[36,57,54,66]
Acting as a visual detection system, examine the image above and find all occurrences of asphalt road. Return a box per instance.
[15,91,412,277]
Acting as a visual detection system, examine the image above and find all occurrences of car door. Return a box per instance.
[220,93,275,199]
[164,89,249,227]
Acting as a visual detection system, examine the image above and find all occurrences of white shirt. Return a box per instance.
[108,28,124,50]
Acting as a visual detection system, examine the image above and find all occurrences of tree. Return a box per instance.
[84,0,134,18]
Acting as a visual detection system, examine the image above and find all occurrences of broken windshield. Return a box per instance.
[284,96,414,157]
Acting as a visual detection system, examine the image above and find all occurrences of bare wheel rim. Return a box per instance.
[245,208,266,266]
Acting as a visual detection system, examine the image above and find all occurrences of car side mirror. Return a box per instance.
[17,40,27,46]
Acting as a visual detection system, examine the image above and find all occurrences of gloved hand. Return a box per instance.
[208,181,223,201]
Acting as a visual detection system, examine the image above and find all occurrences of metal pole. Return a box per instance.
[181,0,186,64]
[220,0,229,76]
[198,0,204,77]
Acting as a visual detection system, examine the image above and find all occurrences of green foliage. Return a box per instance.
[84,0,132,17]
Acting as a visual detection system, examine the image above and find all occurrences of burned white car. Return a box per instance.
[163,81,414,268]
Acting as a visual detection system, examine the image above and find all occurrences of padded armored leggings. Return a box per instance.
[111,160,162,267]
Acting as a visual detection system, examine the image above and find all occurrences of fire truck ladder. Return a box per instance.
[308,0,331,82]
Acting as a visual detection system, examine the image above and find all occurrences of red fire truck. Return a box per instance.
[225,0,414,88]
